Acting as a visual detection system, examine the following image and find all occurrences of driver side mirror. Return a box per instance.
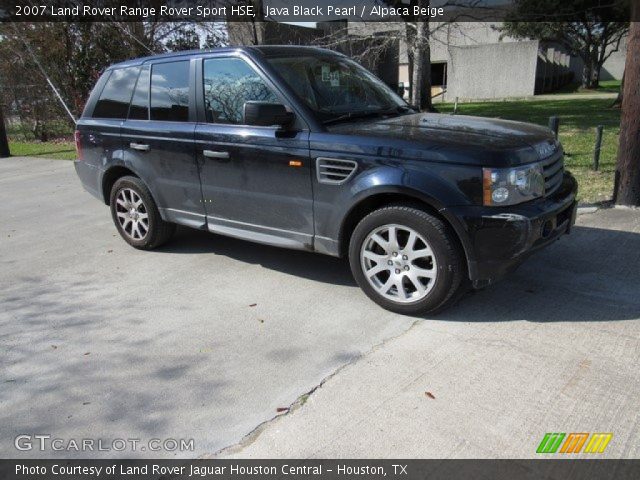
[243,101,294,127]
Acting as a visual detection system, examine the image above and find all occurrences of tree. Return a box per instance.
[310,0,490,112]
[0,102,9,158]
[0,21,180,140]
[203,23,229,49]
[406,2,434,111]
[166,25,201,51]
[610,68,625,107]
[500,0,629,88]
[614,5,640,205]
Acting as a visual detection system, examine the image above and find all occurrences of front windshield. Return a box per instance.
[265,54,409,123]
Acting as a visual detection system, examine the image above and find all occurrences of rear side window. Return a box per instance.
[128,66,150,120]
[150,61,190,122]
[93,67,140,119]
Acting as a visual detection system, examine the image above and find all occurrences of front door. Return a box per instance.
[194,56,313,250]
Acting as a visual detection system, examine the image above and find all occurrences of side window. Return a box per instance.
[203,57,278,124]
[93,67,140,119]
[150,61,190,122]
[128,66,150,120]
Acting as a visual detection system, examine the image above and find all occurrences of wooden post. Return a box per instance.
[0,103,9,158]
[548,116,560,139]
[593,125,604,171]
[614,3,640,205]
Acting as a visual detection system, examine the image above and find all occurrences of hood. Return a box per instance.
[324,113,556,167]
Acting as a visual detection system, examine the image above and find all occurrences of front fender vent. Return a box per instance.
[316,158,358,185]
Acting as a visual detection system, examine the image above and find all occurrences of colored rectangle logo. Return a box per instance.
[537,433,612,454]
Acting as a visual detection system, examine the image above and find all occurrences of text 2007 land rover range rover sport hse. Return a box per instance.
[74,46,577,315]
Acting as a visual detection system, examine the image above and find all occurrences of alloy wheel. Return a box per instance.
[115,188,149,241]
[360,224,438,303]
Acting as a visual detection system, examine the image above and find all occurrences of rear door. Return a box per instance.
[121,60,205,228]
[194,55,313,249]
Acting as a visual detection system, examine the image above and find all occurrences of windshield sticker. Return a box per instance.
[330,71,340,86]
[321,64,330,82]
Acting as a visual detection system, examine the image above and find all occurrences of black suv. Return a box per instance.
[75,46,577,314]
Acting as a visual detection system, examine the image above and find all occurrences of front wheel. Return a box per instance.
[110,176,175,250]
[349,205,465,315]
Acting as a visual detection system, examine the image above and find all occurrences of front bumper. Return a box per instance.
[447,172,578,288]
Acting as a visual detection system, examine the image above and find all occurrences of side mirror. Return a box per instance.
[243,101,294,127]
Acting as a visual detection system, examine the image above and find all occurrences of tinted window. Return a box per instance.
[93,67,140,119]
[150,61,190,122]
[128,66,150,120]
[203,58,278,124]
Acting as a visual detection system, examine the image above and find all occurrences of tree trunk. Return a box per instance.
[581,46,601,89]
[0,103,10,158]
[410,22,425,110]
[405,22,414,104]
[419,36,434,111]
[410,17,434,112]
[614,18,640,206]
[611,68,625,108]
[581,61,592,88]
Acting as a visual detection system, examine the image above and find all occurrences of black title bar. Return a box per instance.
[0,0,635,23]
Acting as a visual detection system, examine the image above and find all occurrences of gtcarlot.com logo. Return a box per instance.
[15,435,195,453]
[536,433,612,454]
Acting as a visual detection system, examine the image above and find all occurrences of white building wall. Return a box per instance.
[446,40,539,100]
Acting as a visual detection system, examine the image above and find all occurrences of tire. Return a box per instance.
[348,205,465,315]
[109,176,175,250]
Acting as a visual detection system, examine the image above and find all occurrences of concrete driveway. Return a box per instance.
[1,157,639,459]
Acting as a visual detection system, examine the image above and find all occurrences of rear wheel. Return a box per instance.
[349,205,464,315]
[110,176,175,250]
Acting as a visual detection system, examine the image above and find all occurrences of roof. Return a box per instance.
[108,45,341,70]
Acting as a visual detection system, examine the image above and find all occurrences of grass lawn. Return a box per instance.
[9,140,76,161]
[438,98,620,204]
[555,79,622,94]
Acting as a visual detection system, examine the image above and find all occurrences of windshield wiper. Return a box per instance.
[322,110,386,126]
[322,105,414,126]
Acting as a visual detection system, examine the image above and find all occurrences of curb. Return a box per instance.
[577,206,599,215]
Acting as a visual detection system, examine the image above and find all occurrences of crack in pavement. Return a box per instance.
[206,317,424,458]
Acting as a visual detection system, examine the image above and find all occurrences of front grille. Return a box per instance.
[316,158,358,185]
[541,152,564,196]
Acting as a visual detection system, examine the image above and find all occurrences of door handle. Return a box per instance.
[203,149,230,159]
[130,142,150,152]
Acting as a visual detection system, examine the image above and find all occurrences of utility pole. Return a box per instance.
[0,102,9,158]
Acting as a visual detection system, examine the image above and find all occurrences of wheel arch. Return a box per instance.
[338,188,474,279]
[101,165,139,205]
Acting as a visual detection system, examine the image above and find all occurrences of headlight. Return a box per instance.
[482,163,544,206]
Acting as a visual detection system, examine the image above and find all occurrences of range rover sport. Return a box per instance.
[74,46,577,315]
